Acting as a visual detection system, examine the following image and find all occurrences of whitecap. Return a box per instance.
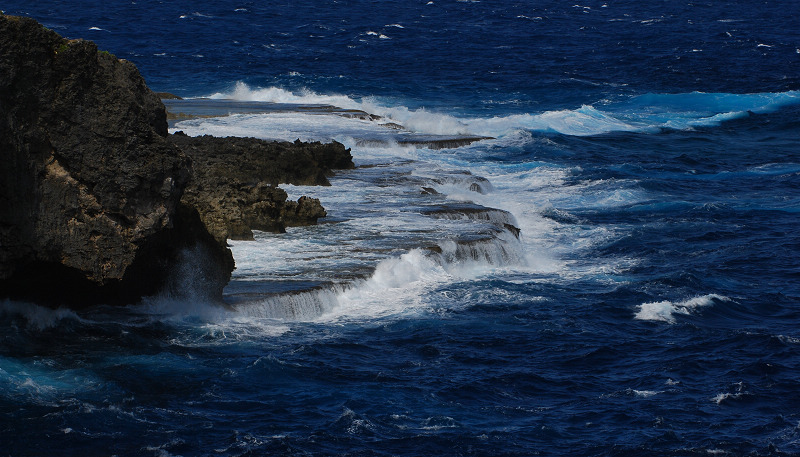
[421,416,459,430]
[712,391,743,405]
[777,335,800,345]
[632,389,662,398]
[634,294,731,323]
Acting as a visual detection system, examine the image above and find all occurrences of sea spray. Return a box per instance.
[235,230,526,321]
[0,299,81,330]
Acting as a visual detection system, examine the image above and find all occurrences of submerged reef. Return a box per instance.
[0,15,351,307]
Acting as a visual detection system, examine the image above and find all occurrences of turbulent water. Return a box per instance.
[2,1,800,455]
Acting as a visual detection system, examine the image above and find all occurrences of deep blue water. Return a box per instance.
[2,1,800,456]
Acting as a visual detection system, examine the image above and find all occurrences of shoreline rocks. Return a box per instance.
[0,15,350,307]
[170,133,353,242]
[0,15,234,306]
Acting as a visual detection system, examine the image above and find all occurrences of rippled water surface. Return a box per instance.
[2,1,800,455]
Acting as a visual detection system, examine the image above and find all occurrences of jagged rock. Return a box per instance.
[0,16,232,306]
[170,133,353,241]
[282,196,327,227]
[155,92,182,100]
[180,179,326,242]
[170,133,354,186]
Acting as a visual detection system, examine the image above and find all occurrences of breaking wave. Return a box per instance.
[634,294,732,323]
[196,82,800,138]
[235,230,525,322]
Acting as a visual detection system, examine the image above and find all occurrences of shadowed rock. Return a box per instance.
[0,15,232,306]
[170,133,353,186]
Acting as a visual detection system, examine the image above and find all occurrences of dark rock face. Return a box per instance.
[170,133,354,186]
[170,133,353,241]
[0,16,232,306]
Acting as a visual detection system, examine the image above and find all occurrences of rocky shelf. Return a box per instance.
[170,133,353,242]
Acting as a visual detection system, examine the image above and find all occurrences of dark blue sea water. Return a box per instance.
[2,1,800,456]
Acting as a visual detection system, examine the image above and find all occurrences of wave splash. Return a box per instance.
[634,294,732,323]
[236,229,525,322]
[200,82,800,138]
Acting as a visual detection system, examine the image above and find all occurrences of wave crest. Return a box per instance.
[195,83,800,139]
[634,294,731,323]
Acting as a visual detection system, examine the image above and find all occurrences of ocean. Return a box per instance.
[2,1,800,455]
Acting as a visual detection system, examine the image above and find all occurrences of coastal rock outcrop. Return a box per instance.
[170,133,354,187]
[0,15,232,306]
[170,133,354,241]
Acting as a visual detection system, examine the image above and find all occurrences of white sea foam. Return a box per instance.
[635,294,731,323]
[174,111,386,144]
[205,82,362,110]
[190,84,644,138]
[235,234,525,322]
[266,142,629,287]
[632,389,662,398]
[140,219,526,327]
[189,83,800,142]
[777,335,800,345]
[712,382,747,405]
[711,392,742,404]
[179,12,214,19]
[420,416,459,430]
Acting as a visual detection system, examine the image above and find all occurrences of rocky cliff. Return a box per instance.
[0,15,356,307]
[0,15,233,306]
